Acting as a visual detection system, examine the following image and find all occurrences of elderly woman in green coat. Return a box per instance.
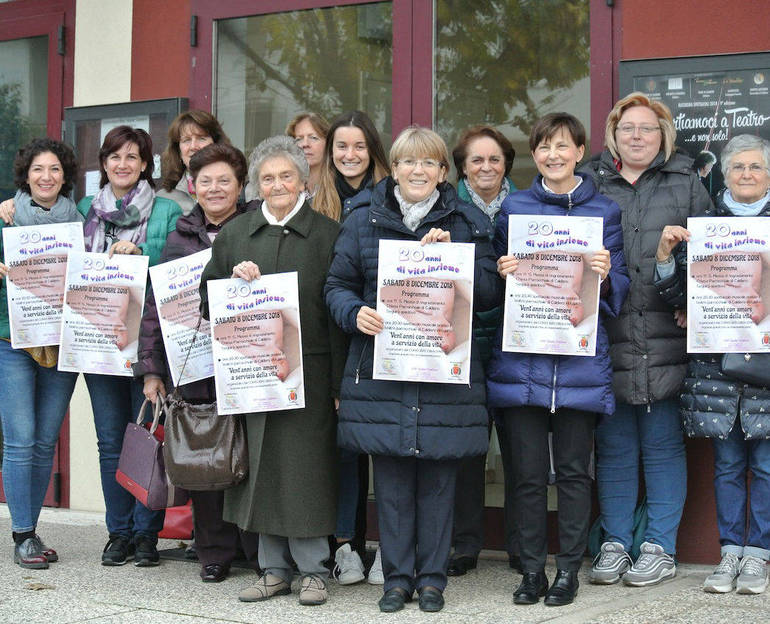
[200,135,347,607]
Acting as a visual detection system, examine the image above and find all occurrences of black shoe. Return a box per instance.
[14,537,49,570]
[201,563,228,582]
[134,536,160,567]
[447,554,478,576]
[509,554,523,574]
[544,569,579,607]
[418,586,444,612]
[513,571,549,605]
[378,587,412,613]
[101,535,135,566]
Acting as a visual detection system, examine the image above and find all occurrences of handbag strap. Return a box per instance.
[136,397,163,434]
[174,314,204,391]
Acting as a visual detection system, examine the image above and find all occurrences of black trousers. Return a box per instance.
[372,455,458,593]
[503,406,595,572]
[452,419,519,558]
[190,490,259,570]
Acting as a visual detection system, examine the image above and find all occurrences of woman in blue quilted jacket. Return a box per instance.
[325,126,501,613]
[486,113,629,607]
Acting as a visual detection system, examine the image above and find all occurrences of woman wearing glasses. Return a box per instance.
[583,93,712,587]
[286,113,329,199]
[672,135,770,594]
[325,126,500,613]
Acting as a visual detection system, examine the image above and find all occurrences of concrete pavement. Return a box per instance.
[1,505,767,623]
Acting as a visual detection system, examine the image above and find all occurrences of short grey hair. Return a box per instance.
[720,134,770,173]
[247,135,310,192]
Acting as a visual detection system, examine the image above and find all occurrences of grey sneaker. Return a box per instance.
[367,547,384,585]
[590,541,632,584]
[736,555,769,594]
[703,552,741,593]
[623,542,676,586]
[299,574,328,606]
[333,543,365,585]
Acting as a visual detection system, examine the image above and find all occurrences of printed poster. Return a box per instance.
[373,240,475,384]
[209,272,304,415]
[58,251,149,375]
[687,217,770,353]
[2,222,84,348]
[502,215,603,356]
[149,249,213,386]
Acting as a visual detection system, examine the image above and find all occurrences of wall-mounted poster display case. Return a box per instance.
[64,98,187,201]
[620,53,770,198]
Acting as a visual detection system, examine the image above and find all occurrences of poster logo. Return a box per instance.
[510,331,526,347]
[287,388,298,403]
[577,336,589,351]
[450,363,462,377]
[762,333,770,346]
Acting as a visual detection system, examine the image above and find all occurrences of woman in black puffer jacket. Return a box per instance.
[660,134,770,595]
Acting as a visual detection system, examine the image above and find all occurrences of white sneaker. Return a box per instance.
[703,552,741,593]
[333,543,365,585]
[623,542,676,586]
[367,547,384,585]
[736,555,769,594]
[590,541,632,584]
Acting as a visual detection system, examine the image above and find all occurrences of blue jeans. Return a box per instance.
[595,399,687,554]
[84,373,164,540]
[335,448,359,540]
[0,341,78,533]
[712,424,770,560]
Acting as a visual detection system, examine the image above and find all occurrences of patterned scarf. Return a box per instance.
[463,178,510,223]
[83,179,154,252]
[394,185,440,231]
[14,189,82,226]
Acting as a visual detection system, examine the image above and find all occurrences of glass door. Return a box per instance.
[0,5,69,507]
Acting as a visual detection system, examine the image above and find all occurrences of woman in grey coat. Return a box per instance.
[582,92,712,587]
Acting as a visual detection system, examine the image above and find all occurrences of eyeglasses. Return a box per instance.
[294,134,322,144]
[397,158,443,170]
[617,124,661,135]
[729,163,768,175]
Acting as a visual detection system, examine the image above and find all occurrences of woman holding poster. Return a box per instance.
[0,138,82,568]
[325,126,501,613]
[133,143,257,583]
[77,126,181,567]
[200,136,346,607]
[487,113,629,607]
[583,93,712,588]
[664,135,770,594]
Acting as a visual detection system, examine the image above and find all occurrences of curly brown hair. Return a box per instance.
[13,137,78,197]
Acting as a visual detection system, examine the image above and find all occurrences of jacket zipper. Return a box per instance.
[550,360,559,413]
[354,339,371,384]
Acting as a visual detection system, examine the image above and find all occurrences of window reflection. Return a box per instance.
[0,36,48,201]
[435,0,590,189]
[215,2,393,157]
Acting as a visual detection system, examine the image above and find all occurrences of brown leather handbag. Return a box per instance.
[162,394,248,490]
[161,317,248,490]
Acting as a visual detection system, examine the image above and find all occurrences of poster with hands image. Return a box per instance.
[374,239,474,384]
[149,249,213,386]
[2,222,84,348]
[687,217,770,353]
[209,272,303,415]
[58,251,148,375]
[502,215,602,356]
